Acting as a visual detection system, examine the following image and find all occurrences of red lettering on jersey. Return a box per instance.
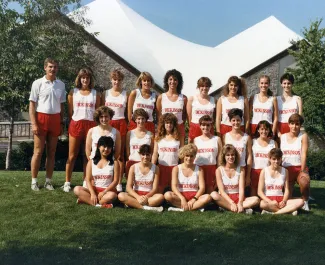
[254,108,271,113]
[195,110,213,115]
[283,150,300,156]
[279,109,297,115]
[255,153,268,158]
[178,183,198,189]
[224,184,239,190]
[136,103,154,110]
[105,102,123,108]
[160,147,178,152]
[132,145,141,150]
[197,148,214,153]
[266,184,283,190]
[94,175,112,180]
[135,180,153,187]
[164,108,182,113]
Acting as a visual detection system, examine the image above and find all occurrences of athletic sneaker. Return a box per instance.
[292,210,298,216]
[302,201,310,211]
[261,210,273,215]
[62,182,71,192]
[143,206,164,212]
[76,199,83,204]
[245,208,253,215]
[101,203,114,209]
[44,181,54,191]
[219,207,226,212]
[116,184,123,192]
[168,207,184,212]
[31,183,40,191]
[198,208,205,212]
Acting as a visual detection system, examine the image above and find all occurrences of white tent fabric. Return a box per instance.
[83,0,302,96]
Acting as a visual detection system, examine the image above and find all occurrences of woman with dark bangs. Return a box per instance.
[152,113,182,193]
[157,69,187,138]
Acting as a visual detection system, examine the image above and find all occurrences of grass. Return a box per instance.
[0,171,325,265]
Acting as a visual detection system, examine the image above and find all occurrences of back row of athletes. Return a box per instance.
[29,58,308,211]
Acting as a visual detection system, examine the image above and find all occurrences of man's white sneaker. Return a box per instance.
[245,208,253,215]
[143,206,164,212]
[44,181,54,191]
[31,183,40,191]
[62,182,71,192]
[292,210,298,216]
[167,207,184,212]
[302,201,310,211]
[261,210,273,215]
[116,184,123,192]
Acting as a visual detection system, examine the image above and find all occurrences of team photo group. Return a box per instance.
[29,57,310,215]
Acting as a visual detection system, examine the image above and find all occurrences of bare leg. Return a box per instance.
[164,191,182,208]
[210,191,234,211]
[118,192,143,209]
[147,194,164,206]
[298,175,310,201]
[99,191,117,205]
[118,136,126,185]
[288,181,295,199]
[191,194,211,210]
[274,198,304,214]
[31,134,46,179]
[243,196,260,209]
[65,135,81,182]
[260,200,280,212]
[74,186,94,205]
[45,135,58,179]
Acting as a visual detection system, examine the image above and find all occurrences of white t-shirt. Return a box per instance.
[157,138,180,166]
[133,163,156,192]
[281,133,303,167]
[129,130,152,161]
[161,93,184,124]
[177,165,199,192]
[194,136,219,165]
[92,161,114,188]
[191,95,215,124]
[221,96,245,126]
[105,89,127,120]
[264,167,285,196]
[72,88,96,121]
[220,166,240,194]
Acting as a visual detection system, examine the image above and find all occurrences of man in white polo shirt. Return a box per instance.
[29,58,66,191]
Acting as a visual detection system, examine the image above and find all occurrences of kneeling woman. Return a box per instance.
[74,136,119,208]
[211,144,259,213]
[258,148,304,215]
[164,144,211,212]
[118,144,164,212]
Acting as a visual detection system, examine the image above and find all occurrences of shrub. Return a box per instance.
[307,150,325,180]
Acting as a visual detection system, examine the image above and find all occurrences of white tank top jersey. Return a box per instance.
[129,130,152,161]
[221,96,245,126]
[72,88,97,121]
[194,136,219,166]
[157,138,180,166]
[177,165,199,192]
[252,139,276,169]
[281,133,302,167]
[161,93,184,124]
[277,96,299,123]
[132,89,155,122]
[191,95,215,124]
[224,133,248,167]
[133,163,156,192]
[220,166,240,194]
[264,167,285,196]
[90,127,117,159]
[251,94,274,125]
[92,161,114,188]
[104,89,127,120]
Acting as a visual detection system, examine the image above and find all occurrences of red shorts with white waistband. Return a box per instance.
[180,191,197,201]
[278,122,290,134]
[200,165,217,191]
[128,120,155,134]
[220,124,245,135]
[158,164,174,190]
[36,112,61,137]
[136,190,149,196]
[267,195,283,203]
[125,160,139,179]
[228,193,241,204]
[285,166,308,183]
[251,168,262,190]
[189,123,214,140]
[69,119,96,139]
[110,119,127,137]
[94,186,117,194]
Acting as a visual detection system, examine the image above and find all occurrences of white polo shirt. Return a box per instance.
[29,76,66,114]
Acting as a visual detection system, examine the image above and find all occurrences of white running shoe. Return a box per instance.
[143,206,164,212]
[44,181,54,191]
[292,210,298,216]
[245,208,253,215]
[62,182,71,192]
[198,208,205,212]
[302,201,310,211]
[167,207,184,212]
[116,184,123,192]
[261,210,273,215]
[31,183,40,191]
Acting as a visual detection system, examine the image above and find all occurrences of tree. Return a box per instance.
[288,19,325,137]
[0,0,94,169]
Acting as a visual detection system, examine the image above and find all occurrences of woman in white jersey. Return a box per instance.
[118,144,164,212]
[194,115,222,193]
[157,69,187,138]
[258,148,303,215]
[216,76,249,136]
[277,73,302,135]
[152,113,182,193]
[211,144,259,213]
[223,108,252,188]
[127,72,156,135]
[250,120,277,196]
[164,144,211,211]
[280,114,310,211]
[74,136,119,208]
[102,69,128,192]
[187,77,216,143]
[249,75,278,136]
[126,108,154,179]
[63,68,100,192]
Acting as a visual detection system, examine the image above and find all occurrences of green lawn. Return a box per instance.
[0,171,325,265]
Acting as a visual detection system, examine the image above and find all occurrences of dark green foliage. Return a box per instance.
[308,150,325,180]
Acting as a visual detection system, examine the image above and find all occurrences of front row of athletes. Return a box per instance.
[74,135,303,214]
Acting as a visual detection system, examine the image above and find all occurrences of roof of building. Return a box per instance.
[83,0,302,96]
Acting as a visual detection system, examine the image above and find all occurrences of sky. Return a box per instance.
[8,0,325,47]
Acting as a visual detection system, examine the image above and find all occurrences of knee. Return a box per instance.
[164,191,173,201]
[202,194,212,203]
[297,198,304,208]
[260,200,267,209]
[210,191,220,201]
[74,186,82,196]
[299,176,310,189]
[67,153,78,162]
[118,192,127,202]
[253,196,260,205]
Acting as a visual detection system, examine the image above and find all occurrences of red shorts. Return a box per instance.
[285,166,307,183]
[200,165,217,190]
[68,119,96,139]
[278,122,290,134]
[220,124,244,135]
[125,160,139,179]
[136,190,149,196]
[177,123,185,137]
[110,119,127,137]
[251,168,262,190]
[267,195,283,203]
[189,123,214,140]
[36,112,61,137]
[228,193,240,204]
[128,120,155,134]
[158,164,174,190]
[250,124,258,137]
[181,191,197,201]
[94,186,117,194]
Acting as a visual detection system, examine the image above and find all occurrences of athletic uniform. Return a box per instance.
[92,160,115,193]
[194,136,219,190]
[224,133,249,167]
[89,127,117,159]
[220,96,245,135]
[281,133,304,182]
[189,95,215,139]
[157,138,180,190]
[104,89,128,137]
[277,96,299,134]
[29,76,66,136]
[251,139,276,190]
[177,165,199,201]
[220,166,241,203]
[161,93,185,136]
[264,167,286,203]
[250,94,274,135]
[128,89,156,134]
[133,163,156,196]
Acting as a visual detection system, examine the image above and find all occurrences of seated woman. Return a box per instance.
[258,148,304,215]
[74,136,119,208]
[164,144,211,212]
[118,144,164,212]
[211,144,259,214]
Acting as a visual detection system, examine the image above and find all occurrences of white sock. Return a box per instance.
[65,182,71,185]
[32,178,38,184]
[46,178,51,183]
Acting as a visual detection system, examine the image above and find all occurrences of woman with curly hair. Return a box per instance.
[152,113,183,192]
